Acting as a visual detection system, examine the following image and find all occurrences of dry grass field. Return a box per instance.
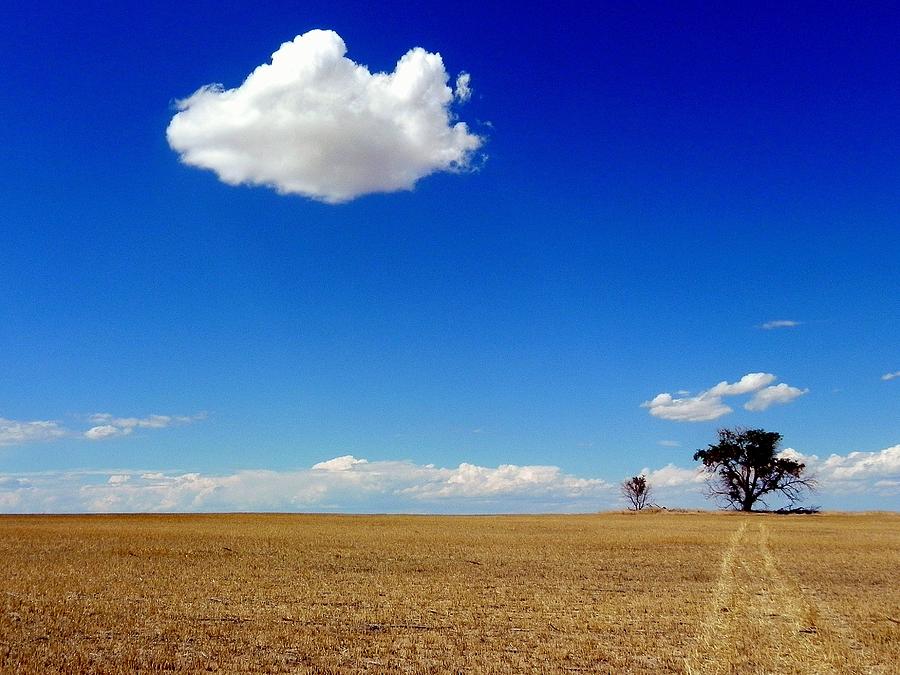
[0,512,897,674]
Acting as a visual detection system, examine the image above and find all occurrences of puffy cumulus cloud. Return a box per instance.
[167,30,483,204]
[641,393,732,422]
[638,463,705,489]
[881,371,900,381]
[820,445,900,482]
[707,373,777,397]
[642,372,806,422]
[0,457,611,514]
[760,320,801,330]
[744,383,808,411]
[780,444,900,494]
[0,418,67,446]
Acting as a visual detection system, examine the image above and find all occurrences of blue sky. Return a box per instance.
[1,2,897,512]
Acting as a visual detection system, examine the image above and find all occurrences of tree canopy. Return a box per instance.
[693,428,814,511]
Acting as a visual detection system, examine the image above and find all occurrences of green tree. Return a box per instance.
[693,428,814,511]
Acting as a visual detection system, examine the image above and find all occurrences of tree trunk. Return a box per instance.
[740,496,755,511]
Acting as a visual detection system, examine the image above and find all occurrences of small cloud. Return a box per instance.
[658,440,681,447]
[881,371,900,381]
[642,372,805,423]
[455,72,472,102]
[85,425,132,440]
[107,474,131,485]
[760,320,801,330]
[84,413,202,440]
[167,30,484,204]
[744,383,808,411]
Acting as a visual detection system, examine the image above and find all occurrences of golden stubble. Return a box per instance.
[0,512,896,673]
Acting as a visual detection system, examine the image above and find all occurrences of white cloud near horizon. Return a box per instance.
[642,372,807,422]
[3,443,896,513]
[779,444,900,494]
[638,463,705,489]
[0,445,900,513]
[760,320,801,330]
[167,29,483,203]
[0,456,610,514]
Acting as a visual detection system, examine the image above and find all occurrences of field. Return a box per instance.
[0,512,897,673]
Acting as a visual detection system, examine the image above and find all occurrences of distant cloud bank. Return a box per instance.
[1,444,896,513]
[167,30,483,203]
[0,457,608,514]
[642,372,808,422]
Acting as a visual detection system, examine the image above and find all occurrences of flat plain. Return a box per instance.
[0,512,897,673]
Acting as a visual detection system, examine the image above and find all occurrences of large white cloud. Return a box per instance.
[642,372,807,422]
[166,30,484,203]
[782,444,900,490]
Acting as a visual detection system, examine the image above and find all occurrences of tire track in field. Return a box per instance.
[756,524,874,674]
[683,521,747,675]
[684,520,864,675]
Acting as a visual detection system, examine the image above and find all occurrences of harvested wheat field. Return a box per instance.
[0,512,897,674]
